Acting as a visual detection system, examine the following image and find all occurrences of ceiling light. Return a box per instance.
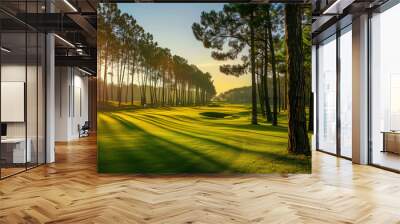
[76,48,85,55]
[1,47,11,53]
[63,0,78,12]
[322,0,355,15]
[78,67,93,76]
[54,34,75,48]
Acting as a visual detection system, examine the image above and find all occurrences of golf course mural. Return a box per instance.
[97,3,312,174]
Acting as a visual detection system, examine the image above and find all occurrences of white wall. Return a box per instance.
[55,67,89,141]
[55,67,70,141]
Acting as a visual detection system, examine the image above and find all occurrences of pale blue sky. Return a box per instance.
[118,3,251,94]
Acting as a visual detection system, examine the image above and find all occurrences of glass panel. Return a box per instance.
[339,27,352,158]
[24,0,42,170]
[1,31,27,177]
[38,32,45,165]
[371,4,400,171]
[0,0,46,179]
[27,31,38,169]
[318,35,337,154]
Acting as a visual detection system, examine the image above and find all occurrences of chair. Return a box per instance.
[78,121,90,138]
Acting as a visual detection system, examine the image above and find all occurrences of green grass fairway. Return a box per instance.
[98,104,311,174]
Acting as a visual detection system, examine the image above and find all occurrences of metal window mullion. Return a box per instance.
[69,68,71,118]
[0,21,2,179]
[36,0,39,167]
[336,28,341,157]
[44,0,48,165]
[25,0,28,171]
[316,44,320,150]
[73,68,75,118]
[367,10,373,165]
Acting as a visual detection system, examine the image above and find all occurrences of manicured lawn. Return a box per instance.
[98,104,311,173]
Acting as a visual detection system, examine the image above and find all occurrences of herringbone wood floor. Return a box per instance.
[1,136,400,224]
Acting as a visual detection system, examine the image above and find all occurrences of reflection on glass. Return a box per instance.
[1,32,27,177]
[38,33,46,165]
[0,0,46,178]
[27,32,38,169]
[371,3,400,171]
[390,75,400,130]
[318,35,337,154]
[340,28,352,158]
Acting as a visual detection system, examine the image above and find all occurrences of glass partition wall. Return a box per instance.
[316,25,353,159]
[370,3,400,171]
[317,35,337,155]
[339,26,352,159]
[0,1,46,179]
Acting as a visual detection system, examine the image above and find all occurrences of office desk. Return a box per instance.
[1,138,31,163]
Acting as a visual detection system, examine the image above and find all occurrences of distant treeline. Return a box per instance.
[215,75,293,110]
[215,86,252,104]
[98,4,216,109]
[100,83,185,105]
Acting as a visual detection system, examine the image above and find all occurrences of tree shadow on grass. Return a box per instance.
[130,114,309,169]
[133,113,288,142]
[132,113,288,141]
[98,113,239,173]
[154,113,288,134]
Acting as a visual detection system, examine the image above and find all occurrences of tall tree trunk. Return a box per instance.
[278,75,281,112]
[102,42,109,104]
[257,72,265,117]
[162,71,165,106]
[250,11,258,125]
[125,70,129,104]
[308,92,314,131]
[111,59,114,101]
[98,45,102,103]
[263,37,273,122]
[284,71,288,110]
[154,76,158,106]
[140,68,148,106]
[285,5,310,155]
[266,6,278,126]
[104,59,108,103]
[149,76,154,106]
[118,54,128,107]
[176,84,179,106]
[131,63,134,105]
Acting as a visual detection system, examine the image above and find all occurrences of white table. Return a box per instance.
[1,138,31,163]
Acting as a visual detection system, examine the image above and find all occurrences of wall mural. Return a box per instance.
[97,3,312,174]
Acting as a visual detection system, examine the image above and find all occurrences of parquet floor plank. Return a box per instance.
[0,136,399,223]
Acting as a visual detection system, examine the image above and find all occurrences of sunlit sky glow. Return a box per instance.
[118,3,251,94]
